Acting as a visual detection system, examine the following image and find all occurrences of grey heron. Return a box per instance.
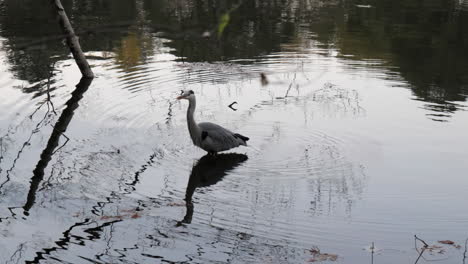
[177,90,249,154]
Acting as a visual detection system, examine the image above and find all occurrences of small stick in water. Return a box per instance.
[414,235,429,264]
[260,73,268,86]
[415,235,429,247]
[463,237,467,264]
[228,101,238,111]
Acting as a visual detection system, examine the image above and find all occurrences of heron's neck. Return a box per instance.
[187,97,200,143]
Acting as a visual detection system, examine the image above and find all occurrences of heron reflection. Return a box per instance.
[178,153,248,225]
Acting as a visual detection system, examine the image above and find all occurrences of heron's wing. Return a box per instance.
[198,122,241,150]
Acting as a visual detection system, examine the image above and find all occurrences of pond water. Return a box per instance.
[1,0,468,263]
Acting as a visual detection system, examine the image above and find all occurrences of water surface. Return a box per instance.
[1,0,468,263]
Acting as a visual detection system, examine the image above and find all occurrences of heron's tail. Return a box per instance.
[234,133,249,144]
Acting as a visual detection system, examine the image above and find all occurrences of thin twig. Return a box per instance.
[284,72,296,98]
[8,242,25,263]
[415,235,429,247]
[285,82,293,98]
[46,61,57,115]
[414,247,426,264]
[52,133,69,155]
[414,235,428,264]
[228,101,238,111]
[0,138,4,173]
[463,237,468,264]
[370,242,374,264]
[29,101,47,119]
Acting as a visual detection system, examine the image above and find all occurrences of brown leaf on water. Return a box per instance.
[131,213,141,219]
[100,215,123,220]
[436,240,462,249]
[98,209,143,221]
[438,240,455,245]
[425,245,441,251]
[167,202,186,207]
[423,244,445,255]
[308,248,320,254]
[322,253,338,261]
[307,247,338,262]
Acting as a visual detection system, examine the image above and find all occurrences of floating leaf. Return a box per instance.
[308,248,320,254]
[131,213,141,219]
[438,240,455,245]
[308,247,338,262]
[100,215,123,220]
[438,240,462,249]
[167,202,185,207]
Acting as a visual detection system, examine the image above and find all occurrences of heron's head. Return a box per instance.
[176,90,195,100]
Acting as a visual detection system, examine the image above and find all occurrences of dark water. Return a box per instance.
[1,0,468,263]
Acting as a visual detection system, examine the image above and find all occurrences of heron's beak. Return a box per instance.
[176,95,184,100]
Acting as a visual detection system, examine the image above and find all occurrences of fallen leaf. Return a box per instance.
[308,247,338,262]
[309,248,320,254]
[438,240,455,245]
[322,253,338,261]
[100,215,123,220]
[131,213,141,219]
[167,202,185,207]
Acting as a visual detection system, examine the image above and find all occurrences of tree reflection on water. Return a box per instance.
[0,0,466,116]
[23,77,93,214]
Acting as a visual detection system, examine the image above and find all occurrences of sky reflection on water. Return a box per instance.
[0,0,468,263]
